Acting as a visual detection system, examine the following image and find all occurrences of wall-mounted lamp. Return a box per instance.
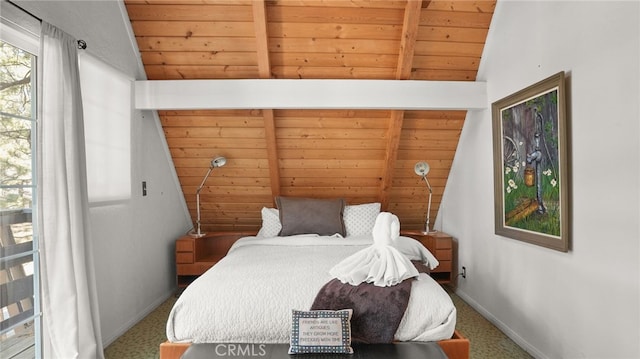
[189,156,227,238]
[414,161,436,234]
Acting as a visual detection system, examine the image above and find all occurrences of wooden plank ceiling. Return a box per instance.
[124,0,496,232]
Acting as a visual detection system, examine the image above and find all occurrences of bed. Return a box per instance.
[160,200,470,359]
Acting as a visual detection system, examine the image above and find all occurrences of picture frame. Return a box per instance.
[491,72,569,252]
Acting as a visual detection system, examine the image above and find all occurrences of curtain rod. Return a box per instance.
[7,0,88,50]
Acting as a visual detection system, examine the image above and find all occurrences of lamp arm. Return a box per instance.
[193,166,215,237]
[422,175,432,193]
[196,166,215,193]
[422,175,433,233]
[196,191,202,236]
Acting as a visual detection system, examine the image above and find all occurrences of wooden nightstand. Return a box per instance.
[175,231,255,290]
[400,230,453,284]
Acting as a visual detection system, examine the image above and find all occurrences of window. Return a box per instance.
[79,54,131,203]
[0,34,40,358]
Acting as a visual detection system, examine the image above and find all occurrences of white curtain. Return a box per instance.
[37,22,104,359]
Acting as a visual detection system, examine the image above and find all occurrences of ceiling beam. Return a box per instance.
[252,0,270,79]
[380,0,423,210]
[135,79,486,110]
[379,111,405,210]
[396,0,424,80]
[252,0,281,202]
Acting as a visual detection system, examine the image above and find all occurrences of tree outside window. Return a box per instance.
[1,39,37,357]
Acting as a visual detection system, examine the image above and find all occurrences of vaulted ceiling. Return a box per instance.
[123,0,496,232]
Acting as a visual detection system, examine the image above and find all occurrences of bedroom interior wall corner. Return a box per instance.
[83,42,192,352]
[146,108,193,230]
[115,0,147,80]
[97,105,193,348]
[116,0,192,233]
[100,0,192,347]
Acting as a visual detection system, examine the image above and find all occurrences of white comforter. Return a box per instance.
[166,235,456,344]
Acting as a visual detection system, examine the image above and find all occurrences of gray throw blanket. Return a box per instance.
[311,262,428,344]
[310,278,413,344]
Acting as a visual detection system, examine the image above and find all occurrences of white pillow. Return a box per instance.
[258,203,382,238]
[256,207,281,237]
[342,202,381,237]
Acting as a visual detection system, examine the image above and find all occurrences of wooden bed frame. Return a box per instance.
[162,231,470,359]
[159,331,469,359]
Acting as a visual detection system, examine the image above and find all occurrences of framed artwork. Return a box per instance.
[491,72,569,252]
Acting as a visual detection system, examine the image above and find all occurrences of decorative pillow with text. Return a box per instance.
[288,309,353,354]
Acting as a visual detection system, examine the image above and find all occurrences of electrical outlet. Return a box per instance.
[461,266,467,279]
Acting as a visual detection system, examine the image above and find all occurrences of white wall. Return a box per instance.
[77,55,192,346]
[30,4,193,347]
[90,106,192,346]
[439,1,640,358]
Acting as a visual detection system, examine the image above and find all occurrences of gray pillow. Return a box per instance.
[276,197,346,236]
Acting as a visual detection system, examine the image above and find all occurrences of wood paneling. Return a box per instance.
[124,0,496,232]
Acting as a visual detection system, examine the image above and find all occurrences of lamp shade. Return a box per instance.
[212,156,226,168]
[414,161,430,177]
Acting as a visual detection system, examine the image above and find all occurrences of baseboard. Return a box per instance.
[454,288,547,359]
[101,289,175,348]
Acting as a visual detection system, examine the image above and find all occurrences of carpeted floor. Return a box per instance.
[447,288,534,359]
[104,287,533,359]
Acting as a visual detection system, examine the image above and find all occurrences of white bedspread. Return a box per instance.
[166,235,456,344]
